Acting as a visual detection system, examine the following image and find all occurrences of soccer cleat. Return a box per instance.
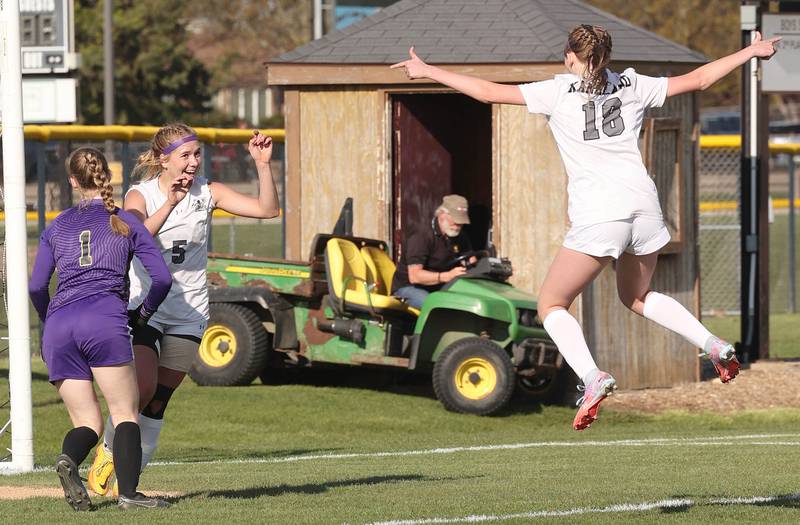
[573,371,617,431]
[55,454,92,511]
[117,492,172,510]
[112,479,118,498]
[700,336,740,383]
[87,444,115,496]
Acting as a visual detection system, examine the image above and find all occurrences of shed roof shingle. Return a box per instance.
[271,0,705,65]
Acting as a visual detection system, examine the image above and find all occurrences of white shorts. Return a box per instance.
[563,217,671,259]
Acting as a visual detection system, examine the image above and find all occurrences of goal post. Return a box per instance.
[0,0,35,474]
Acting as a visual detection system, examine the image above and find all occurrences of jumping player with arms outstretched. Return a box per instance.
[87,124,280,495]
[391,25,779,430]
[29,148,172,510]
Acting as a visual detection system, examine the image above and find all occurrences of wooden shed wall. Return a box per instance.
[583,93,699,388]
[493,104,577,314]
[295,88,388,258]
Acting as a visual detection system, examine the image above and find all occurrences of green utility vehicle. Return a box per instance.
[192,211,564,415]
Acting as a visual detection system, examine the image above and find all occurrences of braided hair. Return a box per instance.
[132,122,197,181]
[67,147,131,236]
[565,24,613,95]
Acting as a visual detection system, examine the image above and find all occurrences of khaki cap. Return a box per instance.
[441,194,470,224]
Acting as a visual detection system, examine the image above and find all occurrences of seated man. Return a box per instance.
[392,194,473,308]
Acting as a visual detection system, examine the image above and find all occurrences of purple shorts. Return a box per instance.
[42,294,134,383]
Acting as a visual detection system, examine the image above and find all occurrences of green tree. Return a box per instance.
[586,0,741,108]
[76,0,213,124]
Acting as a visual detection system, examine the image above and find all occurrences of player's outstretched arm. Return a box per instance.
[390,47,525,105]
[667,31,780,97]
[210,131,281,219]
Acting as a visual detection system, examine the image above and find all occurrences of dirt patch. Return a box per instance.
[0,486,65,500]
[605,360,800,414]
[0,486,183,501]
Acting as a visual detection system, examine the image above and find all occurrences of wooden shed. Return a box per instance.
[266,0,706,389]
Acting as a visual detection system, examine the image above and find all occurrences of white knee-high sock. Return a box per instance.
[543,309,598,382]
[138,415,164,470]
[102,414,115,455]
[642,292,712,348]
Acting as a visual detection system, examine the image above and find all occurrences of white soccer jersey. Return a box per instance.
[127,176,215,326]
[518,68,669,226]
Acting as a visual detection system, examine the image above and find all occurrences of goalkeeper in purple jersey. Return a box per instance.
[28,147,172,511]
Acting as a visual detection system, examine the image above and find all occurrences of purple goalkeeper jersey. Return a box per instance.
[29,199,171,322]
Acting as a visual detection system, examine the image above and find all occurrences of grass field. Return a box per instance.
[2,357,800,524]
[704,313,800,359]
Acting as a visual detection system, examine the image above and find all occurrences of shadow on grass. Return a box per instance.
[258,365,568,416]
[739,493,800,510]
[170,473,474,502]
[153,447,346,464]
[0,367,51,383]
[660,493,800,514]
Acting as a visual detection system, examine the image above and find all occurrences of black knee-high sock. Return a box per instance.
[61,426,98,466]
[113,421,142,499]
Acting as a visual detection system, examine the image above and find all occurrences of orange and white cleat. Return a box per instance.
[701,337,740,383]
[573,371,617,431]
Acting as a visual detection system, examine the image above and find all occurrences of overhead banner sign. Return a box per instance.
[762,14,800,93]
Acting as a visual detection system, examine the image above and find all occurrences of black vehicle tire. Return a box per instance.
[189,303,269,386]
[432,337,515,415]
[516,368,559,398]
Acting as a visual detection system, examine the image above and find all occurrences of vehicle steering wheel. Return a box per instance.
[448,250,490,270]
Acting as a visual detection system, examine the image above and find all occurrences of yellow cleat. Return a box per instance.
[86,445,115,496]
[112,478,118,498]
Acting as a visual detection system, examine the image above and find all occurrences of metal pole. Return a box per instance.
[0,0,35,473]
[204,143,213,251]
[740,3,761,362]
[789,153,796,314]
[313,0,323,39]
[103,0,114,157]
[121,141,130,197]
[36,142,46,233]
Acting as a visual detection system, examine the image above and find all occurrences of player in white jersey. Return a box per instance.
[392,24,780,430]
[87,123,280,495]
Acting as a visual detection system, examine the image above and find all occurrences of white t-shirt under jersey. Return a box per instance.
[518,68,669,226]
[127,176,215,326]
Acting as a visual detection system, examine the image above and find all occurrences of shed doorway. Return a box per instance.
[391,93,492,261]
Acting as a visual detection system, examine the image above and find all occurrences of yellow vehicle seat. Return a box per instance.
[325,238,416,315]
[361,245,420,316]
[360,246,396,296]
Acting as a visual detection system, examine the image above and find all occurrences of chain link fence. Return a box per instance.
[699,143,742,315]
[699,138,799,316]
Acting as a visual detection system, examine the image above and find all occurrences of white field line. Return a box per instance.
[354,494,800,525]
[146,433,800,468]
[14,432,799,475]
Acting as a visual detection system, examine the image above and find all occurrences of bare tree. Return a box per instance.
[188,0,312,89]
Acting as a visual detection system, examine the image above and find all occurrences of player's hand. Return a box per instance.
[127,306,149,332]
[390,47,430,79]
[248,130,273,165]
[749,31,781,60]
[167,175,192,206]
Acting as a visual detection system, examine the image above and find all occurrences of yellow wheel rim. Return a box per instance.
[454,358,497,400]
[198,325,237,368]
